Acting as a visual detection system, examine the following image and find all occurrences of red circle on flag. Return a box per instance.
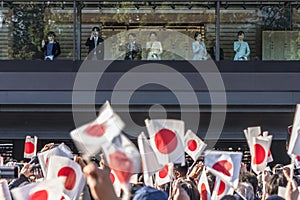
[296,155,300,161]
[159,165,169,178]
[46,157,49,167]
[58,166,76,190]
[200,183,208,200]
[30,190,48,200]
[110,172,115,184]
[212,160,232,177]
[253,144,266,165]
[109,151,133,184]
[60,196,65,200]
[218,181,226,196]
[187,139,198,151]
[25,141,35,154]
[154,129,178,154]
[85,124,106,137]
[268,150,271,157]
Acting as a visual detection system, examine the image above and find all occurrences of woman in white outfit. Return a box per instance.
[192,32,208,60]
[146,32,163,60]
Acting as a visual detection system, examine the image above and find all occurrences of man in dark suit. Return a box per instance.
[85,26,104,60]
[120,33,142,60]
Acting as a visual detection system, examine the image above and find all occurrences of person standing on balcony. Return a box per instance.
[192,32,208,60]
[146,32,163,60]
[119,33,142,60]
[41,31,61,60]
[234,31,250,61]
[85,26,104,60]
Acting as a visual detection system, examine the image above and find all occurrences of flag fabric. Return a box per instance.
[145,119,185,165]
[103,134,141,185]
[244,126,261,155]
[155,163,174,186]
[292,154,300,168]
[110,169,122,197]
[37,143,73,177]
[24,136,38,159]
[0,179,12,200]
[211,177,233,200]
[70,101,124,158]
[46,156,85,200]
[11,182,37,200]
[251,136,272,174]
[288,104,300,156]
[197,167,211,200]
[204,150,242,189]
[184,130,207,161]
[137,132,162,186]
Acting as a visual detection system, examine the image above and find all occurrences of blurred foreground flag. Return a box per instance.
[24,135,38,159]
[205,150,242,189]
[251,136,272,174]
[110,170,122,197]
[155,163,173,186]
[70,101,124,158]
[184,130,207,162]
[288,104,300,156]
[46,156,85,200]
[145,119,185,165]
[198,167,211,200]
[103,134,141,185]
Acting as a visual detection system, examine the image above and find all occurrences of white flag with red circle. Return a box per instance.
[204,150,242,189]
[184,130,207,162]
[70,101,124,158]
[103,134,141,185]
[288,104,300,156]
[138,132,162,178]
[212,177,233,200]
[110,169,121,197]
[251,136,272,174]
[24,136,38,159]
[198,167,211,200]
[155,163,174,186]
[145,119,185,165]
[46,156,85,200]
[244,126,261,154]
[37,143,73,177]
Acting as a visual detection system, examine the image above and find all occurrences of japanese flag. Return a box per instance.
[212,177,233,200]
[24,136,38,159]
[288,104,300,156]
[204,150,242,189]
[103,134,141,185]
[155,163,174,186]
[70,101,124,158]
[198,168,211,200]
[46,156,85,200]
[244,126,261,154]
[138,132,162,181]
[262,132,274,163]
[292,154,300,168]
[110,170,122,197]
[184,130,207,161]
[145,119,185,165]
[251,136,272,174]
[38,143,73,177]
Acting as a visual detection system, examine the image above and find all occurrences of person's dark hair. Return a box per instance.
[174,163,188,178]
[220,195,237,200]
[179,179,200,200]
[149,32,157,37]
[194,32,201,40]
[237,31,244,36]
[128,33,136,38]
[239,171,258,193]
[47,31,56,37]
[92,26,100,32]
[265,173,287,196]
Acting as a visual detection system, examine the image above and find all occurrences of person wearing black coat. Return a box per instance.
[85,26,104,60]
[41,31,61,60]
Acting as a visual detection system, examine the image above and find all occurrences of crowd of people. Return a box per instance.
[0,140,298,200]
[42,26,250,61]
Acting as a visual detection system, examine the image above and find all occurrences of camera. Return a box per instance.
[0,166,18,179]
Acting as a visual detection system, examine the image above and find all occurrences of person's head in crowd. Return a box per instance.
[220,195,237,200]
[194,32,202,42]
[91,26,100,37]
[237,31,245,41]
[235,182,254,200]
[179,179,200,200]
[239,171,258,195]
[265,173,287,197]
[149,32,158,42]
[132,186,168,200]
[128,33,137,43]
[266,194,285,200]
[46,31,56,42]
[174,163,188,179]
[273,164,284,174]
